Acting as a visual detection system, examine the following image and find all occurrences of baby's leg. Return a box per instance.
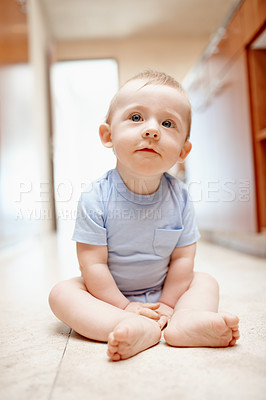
[49,277,161,359]
[164,272,240,347]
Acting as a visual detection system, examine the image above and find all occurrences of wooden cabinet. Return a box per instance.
[241,0,266,45]
[0,0,28,64]
[247,38,266,231]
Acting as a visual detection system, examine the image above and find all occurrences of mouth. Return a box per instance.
[138,148,158,154]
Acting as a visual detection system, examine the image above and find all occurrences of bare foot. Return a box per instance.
[107,316,161,361]
[164,310,240,348]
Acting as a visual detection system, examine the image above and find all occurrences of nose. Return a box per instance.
[142,122,160,140]
[142,131,160,139]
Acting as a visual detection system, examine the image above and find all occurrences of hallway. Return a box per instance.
[1,1,266,399]
[1,234,265,400]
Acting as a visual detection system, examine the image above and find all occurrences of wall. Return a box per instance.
[55,37,208,84]
[183,0,265,233]
[27,0,55,233]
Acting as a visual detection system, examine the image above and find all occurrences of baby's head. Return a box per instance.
[100,70,192,179]
[105,70,191,139]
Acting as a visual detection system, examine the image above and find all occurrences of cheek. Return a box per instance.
[163,135,182,152]
[113,130,136,149]
[112,139,130,158]
[164,141,184,163]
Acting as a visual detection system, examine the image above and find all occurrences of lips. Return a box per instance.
[138,148,158,154]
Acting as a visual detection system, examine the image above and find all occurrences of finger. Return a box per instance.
[157,316,168,330]
[138,308,160,320]
[156,310,174,319]
[142,302,160,310]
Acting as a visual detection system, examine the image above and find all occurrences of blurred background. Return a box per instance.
[0,0,265,254]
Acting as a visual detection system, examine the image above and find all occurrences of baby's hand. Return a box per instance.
[157,302,174,319]
[154,303,174,329]
[125,302,160,320]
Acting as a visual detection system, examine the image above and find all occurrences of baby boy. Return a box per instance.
[49,70,240,361]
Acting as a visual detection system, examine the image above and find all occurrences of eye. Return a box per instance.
[130,113,142,122]
[162,120,175,128]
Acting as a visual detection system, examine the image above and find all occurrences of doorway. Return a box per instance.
[50,59,118,235]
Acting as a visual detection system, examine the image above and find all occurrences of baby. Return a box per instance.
[49,70,240,361]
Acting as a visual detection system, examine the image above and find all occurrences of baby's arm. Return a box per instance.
[159,243,196,308]
[77,242,130,309]
[77,242,161,321]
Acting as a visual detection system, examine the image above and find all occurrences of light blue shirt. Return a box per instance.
[72,168,200,296]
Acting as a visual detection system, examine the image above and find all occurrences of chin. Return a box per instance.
[134,164,165,177]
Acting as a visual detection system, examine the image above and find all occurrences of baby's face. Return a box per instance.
[105,79,191,178]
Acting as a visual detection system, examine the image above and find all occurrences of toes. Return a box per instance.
[229,337,237,346]
[107,327,130,360]
[107,348,121,361]
[107,342,118,356]
[107,332,120,359]
[232,329,240,340]
[222,313,240,344]
[108,332,118,347]
[110,353,121,361]
[219,313,240,347]
[222,312,239,329]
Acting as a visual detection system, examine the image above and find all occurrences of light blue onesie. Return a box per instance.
[72,168,200,303]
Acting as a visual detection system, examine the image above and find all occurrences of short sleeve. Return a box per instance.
[176,190,200,247]
[72,185,107,246]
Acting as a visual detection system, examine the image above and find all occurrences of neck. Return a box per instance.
[116,164,162,195]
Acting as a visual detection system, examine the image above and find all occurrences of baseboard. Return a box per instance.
[199,230,266,258]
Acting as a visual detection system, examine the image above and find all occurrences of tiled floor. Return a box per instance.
[0,233,266,400]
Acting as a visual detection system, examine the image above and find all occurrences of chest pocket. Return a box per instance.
[153,228,183,257]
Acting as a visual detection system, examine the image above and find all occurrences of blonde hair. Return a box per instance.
[105,70,191,138]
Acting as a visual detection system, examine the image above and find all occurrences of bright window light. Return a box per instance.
[51,59,118,233]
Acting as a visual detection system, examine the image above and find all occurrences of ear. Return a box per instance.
[178,140,192,163]
[99,123,113,148]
